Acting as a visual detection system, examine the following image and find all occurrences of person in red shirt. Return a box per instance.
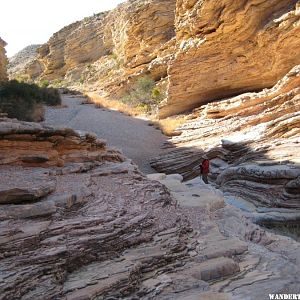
[200,156,210,184]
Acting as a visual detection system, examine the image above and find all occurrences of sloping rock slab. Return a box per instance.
[0,167,56,204]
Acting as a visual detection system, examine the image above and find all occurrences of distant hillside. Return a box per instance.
[8,44,41,78]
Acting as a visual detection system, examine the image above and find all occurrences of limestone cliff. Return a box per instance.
[159,0,300,117]
[20,0,176,98]
[10,0,300,118]
[0,38,7,81]
[7,44,41,80]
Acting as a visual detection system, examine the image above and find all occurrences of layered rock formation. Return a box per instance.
[9,0,300,118]
[7,44,41,80]
[0,118,122,167]
[0,38,7,81]
[16,0,176,97]
[0,117,186,298]
[151,65,300,223]
[0,117,299,299]
[159,0,300,117]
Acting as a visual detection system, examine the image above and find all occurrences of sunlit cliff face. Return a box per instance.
[0,38,8,81]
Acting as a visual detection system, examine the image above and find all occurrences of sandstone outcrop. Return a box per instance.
[151,65,300,221]
[159,0,300,117]
[0,117,123,167]
[0,38,7,81]
[10,0,300,118]
[17,0,176,98]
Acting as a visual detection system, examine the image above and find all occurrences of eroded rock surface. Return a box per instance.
[14,0,176,98]
[1,119,299,299]
[10,0,300,118]
[7,45,41,80]
[160,0,300,117]
[151,65,300,222]
[0,38,7,81]
[0,117,123,167]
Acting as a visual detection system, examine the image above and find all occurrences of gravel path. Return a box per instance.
[44,95,168,174]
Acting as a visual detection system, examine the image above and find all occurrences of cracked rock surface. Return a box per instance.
[0,119,299,299]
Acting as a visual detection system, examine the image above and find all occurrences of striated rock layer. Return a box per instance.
[0,118,187,299]
[17,0,176,98]
[151,65,300,214]
[10,0,300,117]
[159,0,300,117]
[0,118,299,299]
[0,117,123,167]
[0,38,7,81]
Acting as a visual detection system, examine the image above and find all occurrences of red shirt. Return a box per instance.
[201,159,209,173]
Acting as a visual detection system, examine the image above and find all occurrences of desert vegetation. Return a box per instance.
[152,116,187,136]
[85,76,185,136]
[121,76,165,113]
[0,80,61,121]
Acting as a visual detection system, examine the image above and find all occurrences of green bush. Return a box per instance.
[0,80,61,121]
[121,76,165,113]
[51,78,66,88]
[39,79,50,88]
[151,87,162,103]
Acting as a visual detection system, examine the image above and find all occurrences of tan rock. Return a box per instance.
[159,0,300,117]
[0,37,7,81]
[18,0,176,96]
[4,0,174,108]
[7,0,300,118]
[0,117,125,167]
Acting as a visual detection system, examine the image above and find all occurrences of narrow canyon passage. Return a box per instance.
[44,94,168,173]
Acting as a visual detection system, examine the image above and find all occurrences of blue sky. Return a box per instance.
[1,0,125,57]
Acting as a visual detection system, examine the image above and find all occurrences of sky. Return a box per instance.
[1,0,125,57]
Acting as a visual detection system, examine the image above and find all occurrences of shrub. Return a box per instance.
[152,116,187,137]
[51,79,66,88]
[0,80,61,121]
[14,74,31,83]
[79,75,85,84]
[39,79,50,88]
[110,53,118,61]
[121,76,165,113]
[151,87,162,103]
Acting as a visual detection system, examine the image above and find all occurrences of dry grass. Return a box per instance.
[85,92,187,136]
[85,92,144,116]
[151,116,187,137]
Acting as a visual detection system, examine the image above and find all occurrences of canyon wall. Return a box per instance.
[159,0,300,117]
[9,0,300,118]
[8,44,41,80]
[0,38,7,81]
[15,0,176,98]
